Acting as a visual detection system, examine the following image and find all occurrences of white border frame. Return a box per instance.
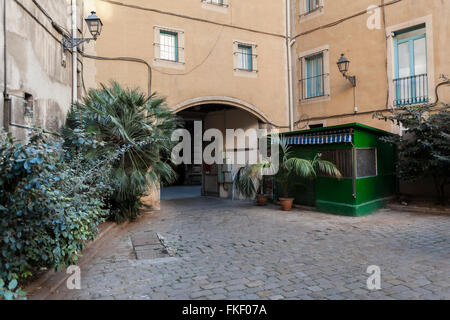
[299,0,325,22]
[201,0,229,13]
[385,15,435,108]
[233,40,258,78]
[153,25,186,70]
[298,44,330,104]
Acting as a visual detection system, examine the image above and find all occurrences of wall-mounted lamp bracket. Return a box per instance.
[344,74,357,87]
[62,37,95,51]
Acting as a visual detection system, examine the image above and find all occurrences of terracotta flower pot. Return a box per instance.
[256,194,268,206]
[279,198,294,211]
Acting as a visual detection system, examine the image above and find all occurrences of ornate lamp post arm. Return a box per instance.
[63,11,103,50]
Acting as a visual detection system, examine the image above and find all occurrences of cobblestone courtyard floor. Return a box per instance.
[49,197,449,300]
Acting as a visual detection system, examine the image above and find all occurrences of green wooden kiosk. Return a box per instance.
[277,123,397,217]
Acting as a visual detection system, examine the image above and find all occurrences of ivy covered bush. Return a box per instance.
[0,278,26,300]
[0,83,179,299]
[0,129,113,295]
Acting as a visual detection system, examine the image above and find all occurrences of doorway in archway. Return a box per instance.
[163,103,264,200]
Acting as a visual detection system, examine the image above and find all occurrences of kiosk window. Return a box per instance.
[357,148,377,178]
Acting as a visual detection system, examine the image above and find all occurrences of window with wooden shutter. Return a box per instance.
[319,149,353,178]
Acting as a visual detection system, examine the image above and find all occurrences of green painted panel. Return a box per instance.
[316,177,355,206]
[277,123,398,216]
[293,178,316,207]
[353,128,397,206]
[290,144,356,207]
[316,197,393,217]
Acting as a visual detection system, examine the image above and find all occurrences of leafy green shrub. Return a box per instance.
[375,103,450,204]
[0,278,26,300]
[0,129,112,288]
[63,82,179,221]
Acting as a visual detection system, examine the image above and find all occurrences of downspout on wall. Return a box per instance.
[351,140,357,200]
[286,0,294,131]
[72,0,77,103]
[3,0,10,131]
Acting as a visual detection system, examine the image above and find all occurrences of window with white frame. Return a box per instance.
[154,26,185,67]
[301,0,323,17]
[305,0,320,13]
[234,41,257,75]
[299,46,330,102]
[203,0,226,6]
[386,16,435,109]
[303,53,324,98]
[159,30,178,62]
[393,25,428,106]
[201,0,229,11]
[238,45,253,71]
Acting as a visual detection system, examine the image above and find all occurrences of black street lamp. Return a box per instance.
[337,53,357,87]
[85,11,103,39]
[63,11,103,50]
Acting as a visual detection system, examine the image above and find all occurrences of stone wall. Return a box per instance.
[0,0,82,140]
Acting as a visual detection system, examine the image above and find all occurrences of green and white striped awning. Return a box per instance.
[282,130,353,145]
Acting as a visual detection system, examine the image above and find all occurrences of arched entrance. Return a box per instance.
[162,98,268,200]
[173,96,273,124]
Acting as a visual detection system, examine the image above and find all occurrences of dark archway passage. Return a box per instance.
[162,103,263,200]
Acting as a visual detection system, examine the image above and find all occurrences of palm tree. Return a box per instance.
[234,139,342,209]
[63,82,179,221]
[234,162,270,199]
[275,139,342,200]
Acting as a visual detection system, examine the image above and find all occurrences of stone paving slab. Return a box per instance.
[45,197,450,300]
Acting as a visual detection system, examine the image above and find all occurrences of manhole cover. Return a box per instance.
[131,233,169,260]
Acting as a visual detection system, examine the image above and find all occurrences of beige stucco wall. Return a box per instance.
[83,0,289,129]
[83,0,449,135]
[292,0,450,133]
[204,108,260,149]
[1,0,80,140]
[2,1,447,141]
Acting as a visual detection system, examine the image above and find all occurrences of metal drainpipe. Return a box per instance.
[286,0,294,131]
[351,141,357,200]
[72,0,77,104]
[2,0,6,98]
[2,0,10,131]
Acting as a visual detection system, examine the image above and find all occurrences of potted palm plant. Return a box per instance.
[275,140,342,211]
[234,162,270,206]
[233,139,342,210]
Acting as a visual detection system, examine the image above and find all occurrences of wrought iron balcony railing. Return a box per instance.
[394,73,429,106]
[300,73,329,100]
